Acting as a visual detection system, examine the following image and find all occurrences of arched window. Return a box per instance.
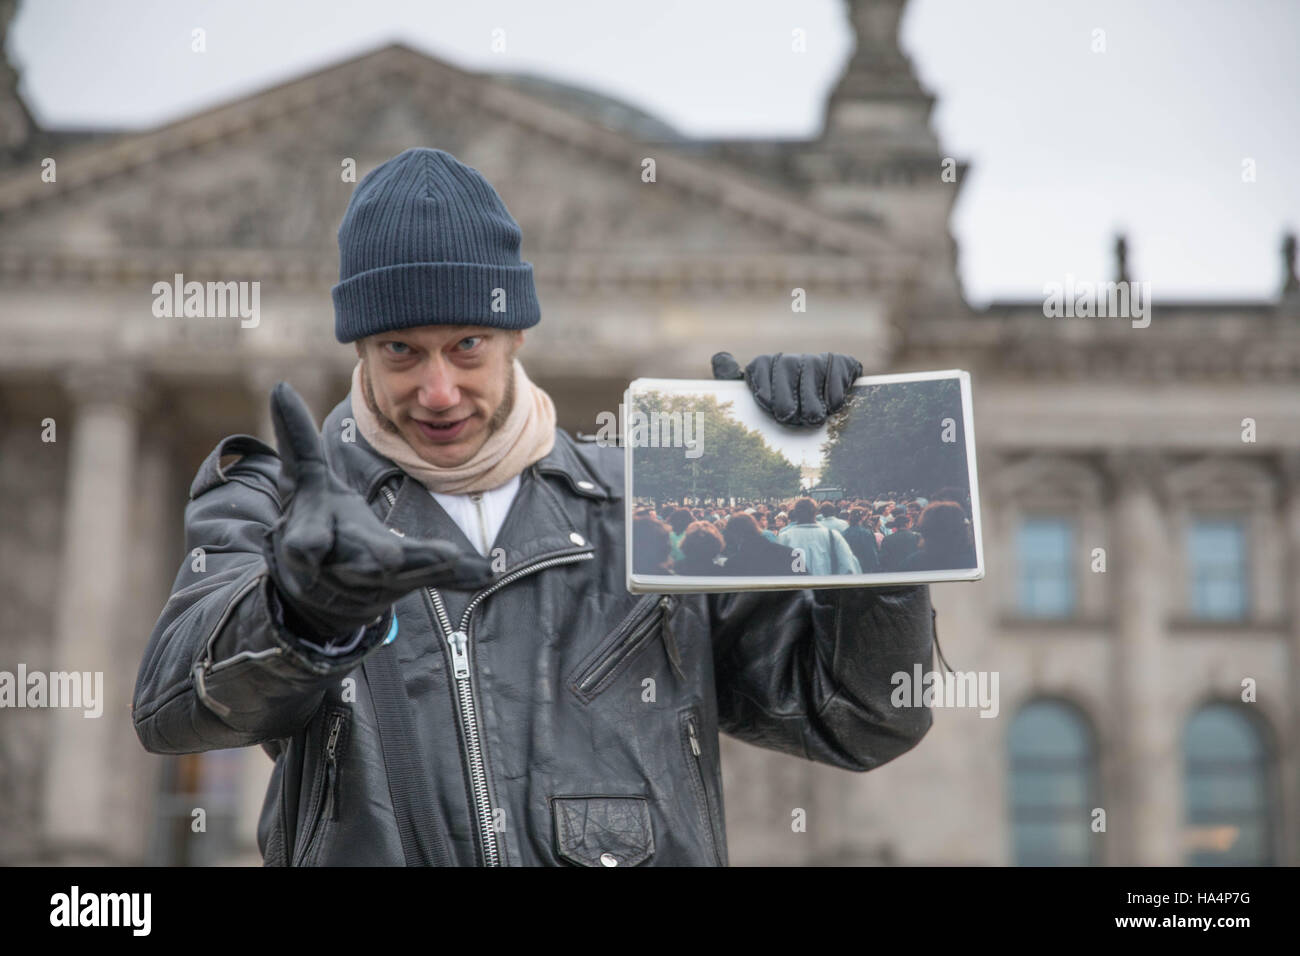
[1008,699,1098,865]
[1183,703,1275,865]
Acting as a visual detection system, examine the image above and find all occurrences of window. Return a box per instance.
[1017,517,1075,617]
[1183,704,1274,865]
[1008,700,1098,865]
[1186,518,1247,620]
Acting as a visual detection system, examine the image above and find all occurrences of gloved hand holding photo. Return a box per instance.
[712,351,864,427]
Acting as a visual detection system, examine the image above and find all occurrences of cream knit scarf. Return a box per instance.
[349,357,556,494]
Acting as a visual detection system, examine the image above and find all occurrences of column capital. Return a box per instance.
[59,363,151,412]
[245,364,339,444]
[244,364,284,397]
[1103,449,1167,501]
[244,364,334,403]
[972,445,1012,477]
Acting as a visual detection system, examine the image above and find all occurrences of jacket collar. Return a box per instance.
[321,392,607,573]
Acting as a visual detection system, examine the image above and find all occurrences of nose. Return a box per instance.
[416,358,460,411]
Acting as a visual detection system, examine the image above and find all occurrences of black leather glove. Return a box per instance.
[261,381,496,639]
[712,351,863,427]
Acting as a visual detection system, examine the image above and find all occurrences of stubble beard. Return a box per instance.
[361,355,516,442]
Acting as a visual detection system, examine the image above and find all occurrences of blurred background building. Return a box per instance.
[1,0,1296,865]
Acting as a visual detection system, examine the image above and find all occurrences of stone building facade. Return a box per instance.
[1,0,1295,865]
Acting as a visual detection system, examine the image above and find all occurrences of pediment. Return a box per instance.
[0,44,894,266]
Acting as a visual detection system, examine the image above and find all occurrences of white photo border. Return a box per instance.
[624,368,984,593]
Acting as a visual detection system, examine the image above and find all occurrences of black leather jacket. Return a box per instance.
[132,393,936,866]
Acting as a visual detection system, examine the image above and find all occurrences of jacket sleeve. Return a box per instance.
[132,435,395,755]
[708,583,934,772]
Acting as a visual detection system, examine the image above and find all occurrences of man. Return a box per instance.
[132,147,935,866]
[816,502,849,534]
[841,507,882,573]
[718,512,797,578]
[879,513,923,572]
[778,496,863,577]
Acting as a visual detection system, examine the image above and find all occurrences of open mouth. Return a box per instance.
[413,416,471,442]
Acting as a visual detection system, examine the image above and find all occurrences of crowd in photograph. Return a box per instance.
[632,488,976,578]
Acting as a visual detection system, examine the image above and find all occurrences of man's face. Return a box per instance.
[356,325,524,468]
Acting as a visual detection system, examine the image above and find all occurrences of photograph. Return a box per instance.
[625,371,983,591]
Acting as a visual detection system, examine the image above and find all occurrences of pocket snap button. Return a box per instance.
[599,852,619,867]
[577,480,595,490]
[570,532,586,546]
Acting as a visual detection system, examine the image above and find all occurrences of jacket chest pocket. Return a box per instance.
[568,594,682,703]
[550,795,655,866]
[292,705,350,867]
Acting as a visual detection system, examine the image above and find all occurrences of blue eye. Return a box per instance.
[384,341,411,355]
[456,336,482,351]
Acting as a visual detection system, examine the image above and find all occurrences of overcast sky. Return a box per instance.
[9,0,1299,304]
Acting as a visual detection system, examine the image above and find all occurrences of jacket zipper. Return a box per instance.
[683,709,724,866]
[381,484,594,866]
[323,711,343,821]
[577,595,681,696]
[295,709,344,866]
[659,595,685,681]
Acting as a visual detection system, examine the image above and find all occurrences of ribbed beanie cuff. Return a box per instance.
[333,261,540,342]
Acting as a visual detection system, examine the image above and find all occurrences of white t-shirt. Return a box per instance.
[428,473,522,557]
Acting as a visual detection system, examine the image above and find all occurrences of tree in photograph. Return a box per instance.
[630,390,801,504]
[820,379,968,496]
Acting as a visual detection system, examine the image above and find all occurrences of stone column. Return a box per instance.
[112,416,178,862]
[1279,452,1300,865]
[245,365,335,447]
[43,365,148,863]
[1105,451,1177,865]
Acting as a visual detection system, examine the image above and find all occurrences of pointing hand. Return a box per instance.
[261,381,495,638]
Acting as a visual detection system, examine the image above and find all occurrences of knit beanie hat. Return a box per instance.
[332,147,541,342]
